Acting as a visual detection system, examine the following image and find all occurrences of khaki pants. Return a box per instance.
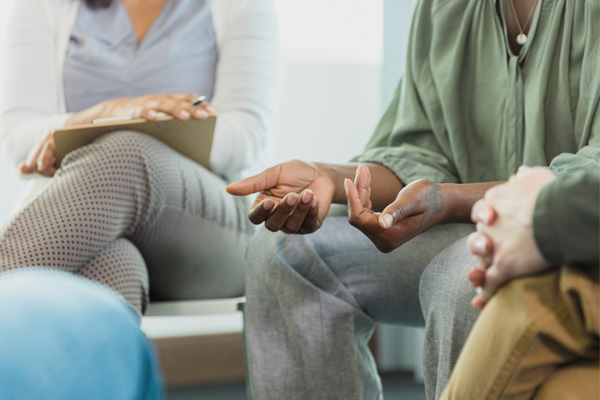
[441,265,599,400]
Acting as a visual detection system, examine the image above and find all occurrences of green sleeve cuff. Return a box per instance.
[533,182,563,264]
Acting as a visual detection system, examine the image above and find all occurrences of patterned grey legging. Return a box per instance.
[0,131,254,314]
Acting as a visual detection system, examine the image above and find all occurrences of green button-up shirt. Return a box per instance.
[355,0,599,185]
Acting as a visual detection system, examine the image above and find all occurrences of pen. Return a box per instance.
[191,95,206,106]
[92,96,207,124]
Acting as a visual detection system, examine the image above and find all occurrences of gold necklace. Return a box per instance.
[508,0,540,45]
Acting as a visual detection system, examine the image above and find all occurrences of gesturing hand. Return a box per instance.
[226,160,336,234]
[345,165,446,253]
[18,133,57,177]
[467,166,556,309]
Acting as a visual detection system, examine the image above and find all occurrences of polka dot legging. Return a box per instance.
[0,131,254,314]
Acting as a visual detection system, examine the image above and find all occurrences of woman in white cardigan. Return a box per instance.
[0,0,281,314]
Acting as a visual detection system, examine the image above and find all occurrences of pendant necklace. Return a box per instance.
[508,0,540,45]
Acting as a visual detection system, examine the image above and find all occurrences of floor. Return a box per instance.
[168,371,426,400]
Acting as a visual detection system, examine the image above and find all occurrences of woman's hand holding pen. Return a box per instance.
[64,93,216,127]
[19,93,216,177]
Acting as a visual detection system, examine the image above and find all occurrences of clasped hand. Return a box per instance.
[19,93,215,177]
[467,166,555,309]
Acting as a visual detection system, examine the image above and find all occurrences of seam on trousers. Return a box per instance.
[486,298,569,400]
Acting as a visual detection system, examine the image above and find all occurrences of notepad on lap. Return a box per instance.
[53,115,216,168]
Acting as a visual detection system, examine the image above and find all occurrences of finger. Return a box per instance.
[471,295,487,310]
[475,286,492,303]
[175,93,200,102]
[345,178,365,219]
[264,193,300,232]
[378,183,424,229]
[191,105,209,120]
[354,165,371,208]
[248,198,275,225]
[18,161,34,175]
[171,98,208,121]
[299,196,320,233]
[346,179,382,236]
[475,262,506,304]
[24,138,46,173]
[471,200,496,225]
[140,108,159,120]
[226,165,283,196]
[198,101,217,115]
[467,267,486,288]
[283,190,314,233]
[37,138,55,174]
[467,232,493,258]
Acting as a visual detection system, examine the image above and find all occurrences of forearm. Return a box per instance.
[440,182,504,223]
[316,162,403,211]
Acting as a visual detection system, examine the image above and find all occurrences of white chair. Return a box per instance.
[141,297,247,387]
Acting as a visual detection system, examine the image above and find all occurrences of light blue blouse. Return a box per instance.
[64,0,217,113]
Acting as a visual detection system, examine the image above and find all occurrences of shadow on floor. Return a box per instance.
[167,371,426,400]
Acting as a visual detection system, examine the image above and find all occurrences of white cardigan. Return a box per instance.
[0,0,282,209]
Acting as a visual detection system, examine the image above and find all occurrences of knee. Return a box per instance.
[246,227,312,288]
[0,269,163,399]
[246,227,287,280]
[61,130,164,175]
[419,236,478,320]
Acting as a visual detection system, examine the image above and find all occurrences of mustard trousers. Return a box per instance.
[441,265,599,400]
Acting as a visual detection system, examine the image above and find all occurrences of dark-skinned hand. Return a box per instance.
[345,165,447,253]
[226,160,335,234]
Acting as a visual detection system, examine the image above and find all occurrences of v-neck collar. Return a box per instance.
[117,0,171,49]
[495,0,545,62]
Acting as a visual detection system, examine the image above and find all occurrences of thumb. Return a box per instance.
[378,188,421,229]
[18,161,34,175]
[226,165,282,196]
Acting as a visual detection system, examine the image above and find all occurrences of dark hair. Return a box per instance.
[84,0,113,8]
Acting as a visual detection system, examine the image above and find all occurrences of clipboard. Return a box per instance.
[52,115,217,167]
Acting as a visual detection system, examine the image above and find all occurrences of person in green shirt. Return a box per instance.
[226,0,599,398]
[440,166,599,399]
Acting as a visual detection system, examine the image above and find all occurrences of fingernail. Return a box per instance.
[302,190,313,204]
[263,199,274,210]
[147,110,157,118]
[287,193,299,206]
[194,109,207,118]
[179,110,191,119]
[476,210,489,223]
[475,238,486,253]
[311,197,318,208]
[37,160,43,170]
[380,214,393,229]
[344,178,350,194]
[475,287,484,296]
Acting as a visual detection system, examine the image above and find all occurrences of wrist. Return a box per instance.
[439,182,505,224]
[314,162,358,204]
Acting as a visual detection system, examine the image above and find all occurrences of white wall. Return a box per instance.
[270,0,383,165]
[0,0,21,227]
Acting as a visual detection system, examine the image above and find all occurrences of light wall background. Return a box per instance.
[0,0,422,379]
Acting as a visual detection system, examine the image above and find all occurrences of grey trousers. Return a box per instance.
[245,212,478,400]
[0,131,254,314]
